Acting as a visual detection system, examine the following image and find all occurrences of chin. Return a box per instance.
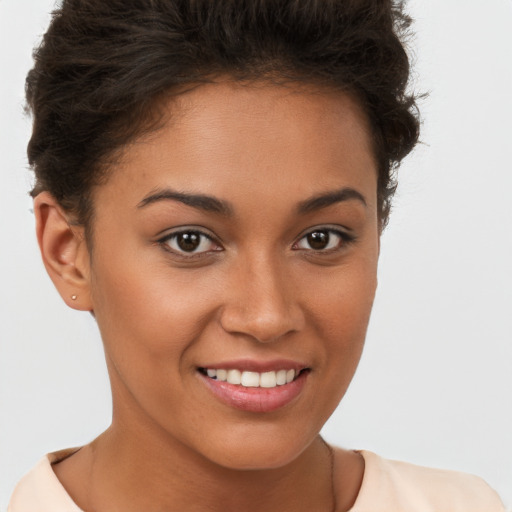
[205,443,306,471]
[183,420,322,471]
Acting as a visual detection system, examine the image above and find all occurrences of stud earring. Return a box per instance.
[71,295,78,300]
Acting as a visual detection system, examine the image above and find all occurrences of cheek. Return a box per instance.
[89,252,223,385]
[305,251,378,338]
[303,255,378,397]
[89,257,225,430]
[92,250,210,333]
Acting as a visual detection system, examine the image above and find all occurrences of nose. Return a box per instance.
[219,255,305,343]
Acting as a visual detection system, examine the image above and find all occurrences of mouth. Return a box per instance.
[198,367,308,388]
[197,364,310,412]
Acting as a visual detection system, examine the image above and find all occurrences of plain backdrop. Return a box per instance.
[1,0,511,510]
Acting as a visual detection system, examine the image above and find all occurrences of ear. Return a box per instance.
[34,191,93,311]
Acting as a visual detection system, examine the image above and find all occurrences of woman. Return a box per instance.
[6,0,507,511]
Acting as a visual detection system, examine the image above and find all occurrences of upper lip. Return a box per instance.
[197,359,309,373]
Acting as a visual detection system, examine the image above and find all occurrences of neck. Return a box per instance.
[58,425,334,512]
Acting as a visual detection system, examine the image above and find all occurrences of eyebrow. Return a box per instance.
[137,186,366,216]
[138,188,233,216]
[297,188,367,214]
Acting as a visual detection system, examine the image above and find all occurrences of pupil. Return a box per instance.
[308,231,329,250]
[177,232,201,252]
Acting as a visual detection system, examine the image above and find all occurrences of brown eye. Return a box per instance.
[162,230,220,255]
[176,232,201,252]
[295,228,349,252]
[307,231,330,250]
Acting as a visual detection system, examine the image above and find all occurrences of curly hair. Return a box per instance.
[26,0,420,231]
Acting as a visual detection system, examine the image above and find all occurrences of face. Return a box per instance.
[86,81,379,469]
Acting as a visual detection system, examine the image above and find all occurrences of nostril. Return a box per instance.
[221,310,300,343]
[218,267,305,342]
[219,303,304,343]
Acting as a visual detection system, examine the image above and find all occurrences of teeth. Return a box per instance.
[260,371,277,388]
[204,368,299,388]
[241,371,260,387]
[226,369,241,385]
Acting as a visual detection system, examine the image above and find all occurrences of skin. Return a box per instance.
[35,81,380,512]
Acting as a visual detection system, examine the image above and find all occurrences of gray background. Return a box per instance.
[1,0,511,509]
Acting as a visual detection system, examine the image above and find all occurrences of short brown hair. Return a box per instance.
[26,0,420,230]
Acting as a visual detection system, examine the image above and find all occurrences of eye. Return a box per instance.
[159,229,221,255]
[294,228,351,252]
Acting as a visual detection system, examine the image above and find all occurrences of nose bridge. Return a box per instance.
[220,250,303,343]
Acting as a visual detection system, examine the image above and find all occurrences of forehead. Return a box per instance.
[94,81,378,215]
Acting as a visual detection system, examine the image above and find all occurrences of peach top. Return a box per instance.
[8,448,505,512]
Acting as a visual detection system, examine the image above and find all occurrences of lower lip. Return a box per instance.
[199,371,308,413]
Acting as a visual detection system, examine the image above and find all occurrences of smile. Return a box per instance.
[200,368,298,388]
[198,365,310,412]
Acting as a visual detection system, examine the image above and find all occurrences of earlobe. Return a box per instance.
[33,192,93,311]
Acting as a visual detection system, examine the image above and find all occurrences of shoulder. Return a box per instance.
[348,450,505,512]
[8,449,83,512]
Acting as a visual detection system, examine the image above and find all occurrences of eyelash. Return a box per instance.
[292,227,355,253]
[158,229,222,259]
[157,226,355,259]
